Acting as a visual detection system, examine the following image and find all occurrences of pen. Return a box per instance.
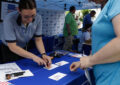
[6,71,25,80]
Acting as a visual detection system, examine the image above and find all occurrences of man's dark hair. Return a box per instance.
[90,10,96,14]
[69,6,76,12]
[19,0,36,11]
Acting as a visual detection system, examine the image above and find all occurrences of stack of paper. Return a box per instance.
[0,63,34,82]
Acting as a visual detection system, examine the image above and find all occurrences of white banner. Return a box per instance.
[1,1,18,20]
[37,8,65,36]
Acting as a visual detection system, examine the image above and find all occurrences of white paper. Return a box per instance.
[8,69,34,81]
[55,61,69,66]
[0,62,34,82]
[20,70,34,77]
[0,62,22,74]
[0,62,22,81]
[49,72,67,81]
[68,53,86,58]
[55,50,69,55]
[0,72,9,82]
[72,54,83,58]
[44,64,59,70]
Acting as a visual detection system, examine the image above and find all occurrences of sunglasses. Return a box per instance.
[22,14,36,19]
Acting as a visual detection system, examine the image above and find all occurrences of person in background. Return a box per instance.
[81,24,92,55]
[83,10,96,29]
[70,0,120,84]
[0,0,51,67]
[63,6,78,51]
[75,16,81,29]
[76,24,92,55]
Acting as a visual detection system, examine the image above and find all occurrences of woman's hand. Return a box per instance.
[70,61,81,71]
[32,56,47,66]
[70,56,93,71]
[79,56,93,69]
[42,55,52,68]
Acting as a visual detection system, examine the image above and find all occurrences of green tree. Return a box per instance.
[65,11,69,15]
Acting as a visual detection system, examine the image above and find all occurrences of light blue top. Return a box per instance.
[1,11,42,48]
[92,0,120,85]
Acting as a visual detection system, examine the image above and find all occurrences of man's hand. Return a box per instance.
[42,55,52,68]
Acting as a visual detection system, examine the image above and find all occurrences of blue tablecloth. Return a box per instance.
[0,40,1,44]
[10,54,90,85]
[0,40,2,64]
[28,36,55,54]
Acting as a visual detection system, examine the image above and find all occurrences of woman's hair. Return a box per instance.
[19,0,36,11]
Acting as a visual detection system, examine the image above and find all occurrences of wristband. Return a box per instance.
[41,53,46,56]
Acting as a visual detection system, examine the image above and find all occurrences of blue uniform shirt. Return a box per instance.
[1,11,42,48]
[92,0,120,85]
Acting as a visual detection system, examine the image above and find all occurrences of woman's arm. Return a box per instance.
[90,14,120,65]
[35,37,46,54]
[70,14,120,70]
[35,37,52,67]
[7,42,46,66]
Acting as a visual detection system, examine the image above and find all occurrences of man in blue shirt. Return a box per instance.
[83,10,96,28]
[0,0,51,67]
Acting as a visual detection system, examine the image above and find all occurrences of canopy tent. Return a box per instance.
[36,0,101,10]
[15,0,101,10]
[0,0,101,36]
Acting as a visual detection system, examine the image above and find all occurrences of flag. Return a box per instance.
[0,81,13,85]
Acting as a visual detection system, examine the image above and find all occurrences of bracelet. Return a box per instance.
[41,53,46,56]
